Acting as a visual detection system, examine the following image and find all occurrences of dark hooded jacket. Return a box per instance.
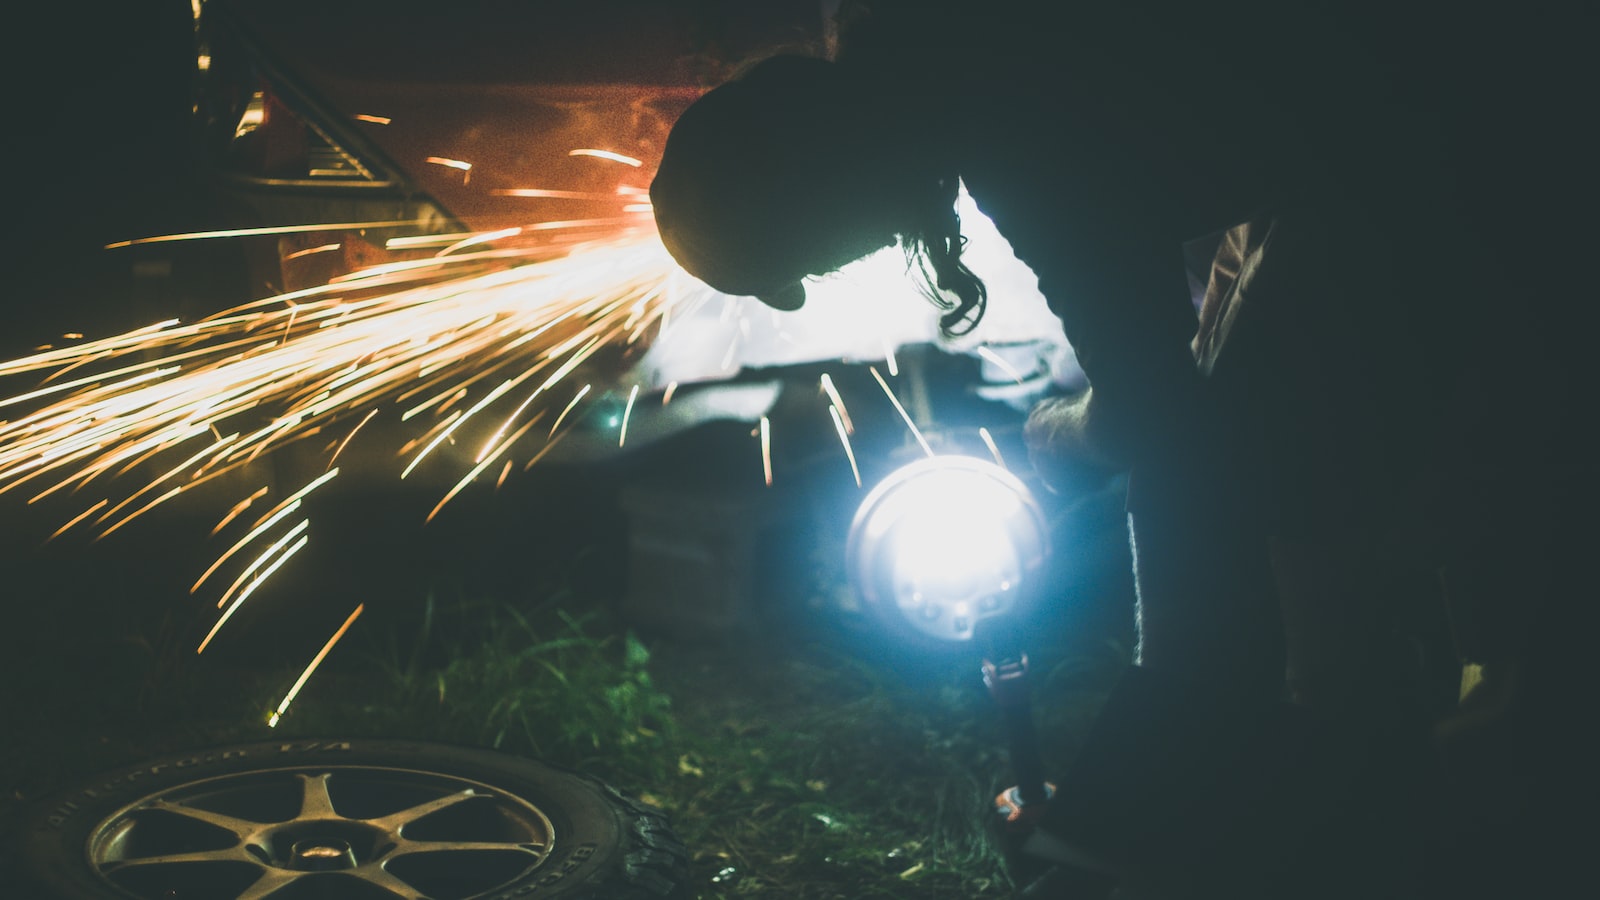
[832,0,1474,530]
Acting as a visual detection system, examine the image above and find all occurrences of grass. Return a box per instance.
[244,585,1126,899]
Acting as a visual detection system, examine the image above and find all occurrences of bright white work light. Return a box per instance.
[847,456,1049,643]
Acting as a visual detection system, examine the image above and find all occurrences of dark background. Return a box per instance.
[0,7,1592,898]
[4,2,211,353]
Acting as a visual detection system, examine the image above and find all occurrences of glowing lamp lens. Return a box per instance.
[848,456,1048,643]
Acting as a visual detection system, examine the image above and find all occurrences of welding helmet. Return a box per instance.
[650,55,899,311]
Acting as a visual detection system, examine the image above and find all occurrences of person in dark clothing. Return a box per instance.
[650,1,1584,896]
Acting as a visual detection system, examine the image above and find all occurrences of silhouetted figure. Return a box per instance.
[650,2,1589,896]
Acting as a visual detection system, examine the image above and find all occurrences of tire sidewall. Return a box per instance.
[9,738,644,900]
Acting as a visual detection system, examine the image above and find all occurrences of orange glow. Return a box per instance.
[3,221,703,624]
[2,174,1062,723]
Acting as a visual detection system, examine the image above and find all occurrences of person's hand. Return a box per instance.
[1023,389,1127,495]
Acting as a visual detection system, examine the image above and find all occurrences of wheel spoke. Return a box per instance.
[352,865,431,899]
[101,845,262,872]
[83,755,585,900]
[146,798,268,841]
[234,870,301,900]
[365,788,479,832]
[295,772,340,819]
[387,838,547,859]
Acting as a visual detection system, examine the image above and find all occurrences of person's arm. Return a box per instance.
[1023,388,1126,472]
[997,199,1206,479]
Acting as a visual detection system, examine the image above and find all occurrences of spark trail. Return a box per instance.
[0,228,704,653]
[1,203,1027,682]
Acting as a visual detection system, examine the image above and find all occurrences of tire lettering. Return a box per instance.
[46,799,78,828]
[481,843,599,899]
[277,741,352,753]
[48,796,91,828]
[44,752,251,828]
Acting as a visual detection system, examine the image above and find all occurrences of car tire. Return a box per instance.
[3,737,688,900]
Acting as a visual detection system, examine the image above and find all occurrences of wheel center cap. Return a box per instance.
[289,837,358,871]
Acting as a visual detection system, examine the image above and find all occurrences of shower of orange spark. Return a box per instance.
[2,154,1052,726]
[1,226,702,623]
[267,602,365,727]
[5,175,1045,678]
[4,235,681,511]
